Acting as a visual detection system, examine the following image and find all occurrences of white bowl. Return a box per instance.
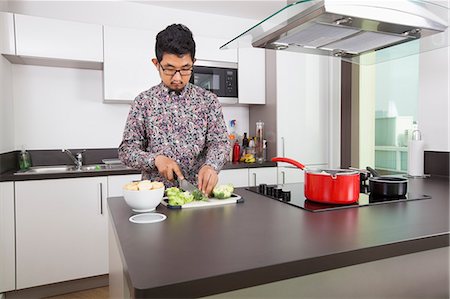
[123,187,165,212]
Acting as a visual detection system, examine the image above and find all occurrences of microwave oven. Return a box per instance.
[190,60,238,104]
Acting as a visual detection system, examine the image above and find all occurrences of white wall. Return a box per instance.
[0,56,14,153]
[12,64,249,150]
[12,65,129,149]
[7,1,256,150]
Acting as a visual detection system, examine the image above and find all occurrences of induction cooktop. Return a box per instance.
[246,183,431,212]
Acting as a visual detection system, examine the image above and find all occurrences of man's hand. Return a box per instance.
[155,155,183,181]
[198,165,218,196]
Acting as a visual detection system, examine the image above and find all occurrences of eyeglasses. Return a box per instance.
[159,64,193,76]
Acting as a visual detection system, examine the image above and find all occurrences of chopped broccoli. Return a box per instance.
[192,189,207,201]
[213,184,234,199]
[166,187,202,206]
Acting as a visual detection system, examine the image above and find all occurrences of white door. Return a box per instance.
[15,14,103,62]
[0,182,15,293]
[15,177,108,289]
[248,167,277,187]
[103,25,160,102]
[276,51,329,165]
[108,174,142,197]
[238,47,265,104]
[218,169,249,188]
[0,12,15,55]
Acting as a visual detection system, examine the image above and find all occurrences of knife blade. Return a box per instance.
[178,177,199,193]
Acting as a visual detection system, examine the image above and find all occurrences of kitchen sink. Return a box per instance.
[14,163,130,175]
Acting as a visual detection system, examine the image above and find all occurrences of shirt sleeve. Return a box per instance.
[118,96,160,171]
[202,94,231,172]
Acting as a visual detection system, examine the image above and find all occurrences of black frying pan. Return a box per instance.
[366,167,408,197]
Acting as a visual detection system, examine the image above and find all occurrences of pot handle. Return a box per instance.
[272,157,306,170]
[366,166,380,177]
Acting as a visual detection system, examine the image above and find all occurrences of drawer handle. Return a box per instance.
[99,183,103,215]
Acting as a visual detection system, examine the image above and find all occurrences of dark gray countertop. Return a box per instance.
[0,162,275,182]
[108,176,449,298]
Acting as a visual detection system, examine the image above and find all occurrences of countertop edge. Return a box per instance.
[133,233,449,298]
[0,162,277,182]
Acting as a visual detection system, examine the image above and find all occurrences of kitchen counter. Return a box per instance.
[108,176,449,298]
[0,161,275,182]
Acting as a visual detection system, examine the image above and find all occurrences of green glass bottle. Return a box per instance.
[19,147,32,170]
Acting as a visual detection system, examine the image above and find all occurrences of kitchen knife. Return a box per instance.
[178,177,200,193]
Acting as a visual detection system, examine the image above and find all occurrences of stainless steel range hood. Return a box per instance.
[221,0,449,64]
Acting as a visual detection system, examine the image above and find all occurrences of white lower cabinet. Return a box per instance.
[219,167,278,188]
[248,168,278,187]
[0,182,15,293]
[107,174,142,197]
[277,164,328,184]
[218,169,249,188]
[277,166,305,184]
[15,177,108,289]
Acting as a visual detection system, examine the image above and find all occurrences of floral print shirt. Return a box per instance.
[118,82,230,187]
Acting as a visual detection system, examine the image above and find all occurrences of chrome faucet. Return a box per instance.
[62,149,85,170]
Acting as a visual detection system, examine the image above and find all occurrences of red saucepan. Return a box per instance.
[272,157,360,204]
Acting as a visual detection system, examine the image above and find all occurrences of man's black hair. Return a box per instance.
[155,24,196,62]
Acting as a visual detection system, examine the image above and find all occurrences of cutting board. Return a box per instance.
[161,193,243,209]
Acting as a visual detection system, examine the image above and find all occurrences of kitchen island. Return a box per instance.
[108,176,449,298]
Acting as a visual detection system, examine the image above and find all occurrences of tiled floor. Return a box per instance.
[44,286,108,299]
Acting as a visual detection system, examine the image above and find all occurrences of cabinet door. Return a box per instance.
[277,166,304,184]
[195,36,237,63]
[238,48,265,104]
[103,25,160,102]
[15,177,108,289]
[277,164,328,184]
[276,51,329,165]
[218,169,249,188]
[108,174,142,197]
[0,182,15,293]
[15,14,103,62]
[0,12,15,55]
[248,167,277,187]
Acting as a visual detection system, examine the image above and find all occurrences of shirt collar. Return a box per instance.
[159,82,191,99]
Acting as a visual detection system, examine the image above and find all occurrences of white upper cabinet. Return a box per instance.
[103,25,160,102]
[195,36,237,63]
[0,12,15,55]
[14,14,103,63]
[238,47,265,104]
[276,51,329,166]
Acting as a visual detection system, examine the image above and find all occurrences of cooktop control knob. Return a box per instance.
[274,188,283,198]
[266,186,274,196]
[281,191,291,202]
[258,184,267,194]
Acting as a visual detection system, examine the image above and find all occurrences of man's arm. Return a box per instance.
[118,98,160,171]
[203,95,231,172]
[198,94,231,194]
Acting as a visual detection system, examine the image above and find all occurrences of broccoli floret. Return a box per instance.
[166,187,181,197]
[213,184,234,199]
[192,189,207,201]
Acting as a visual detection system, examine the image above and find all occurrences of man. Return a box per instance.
[118,24,230,195]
